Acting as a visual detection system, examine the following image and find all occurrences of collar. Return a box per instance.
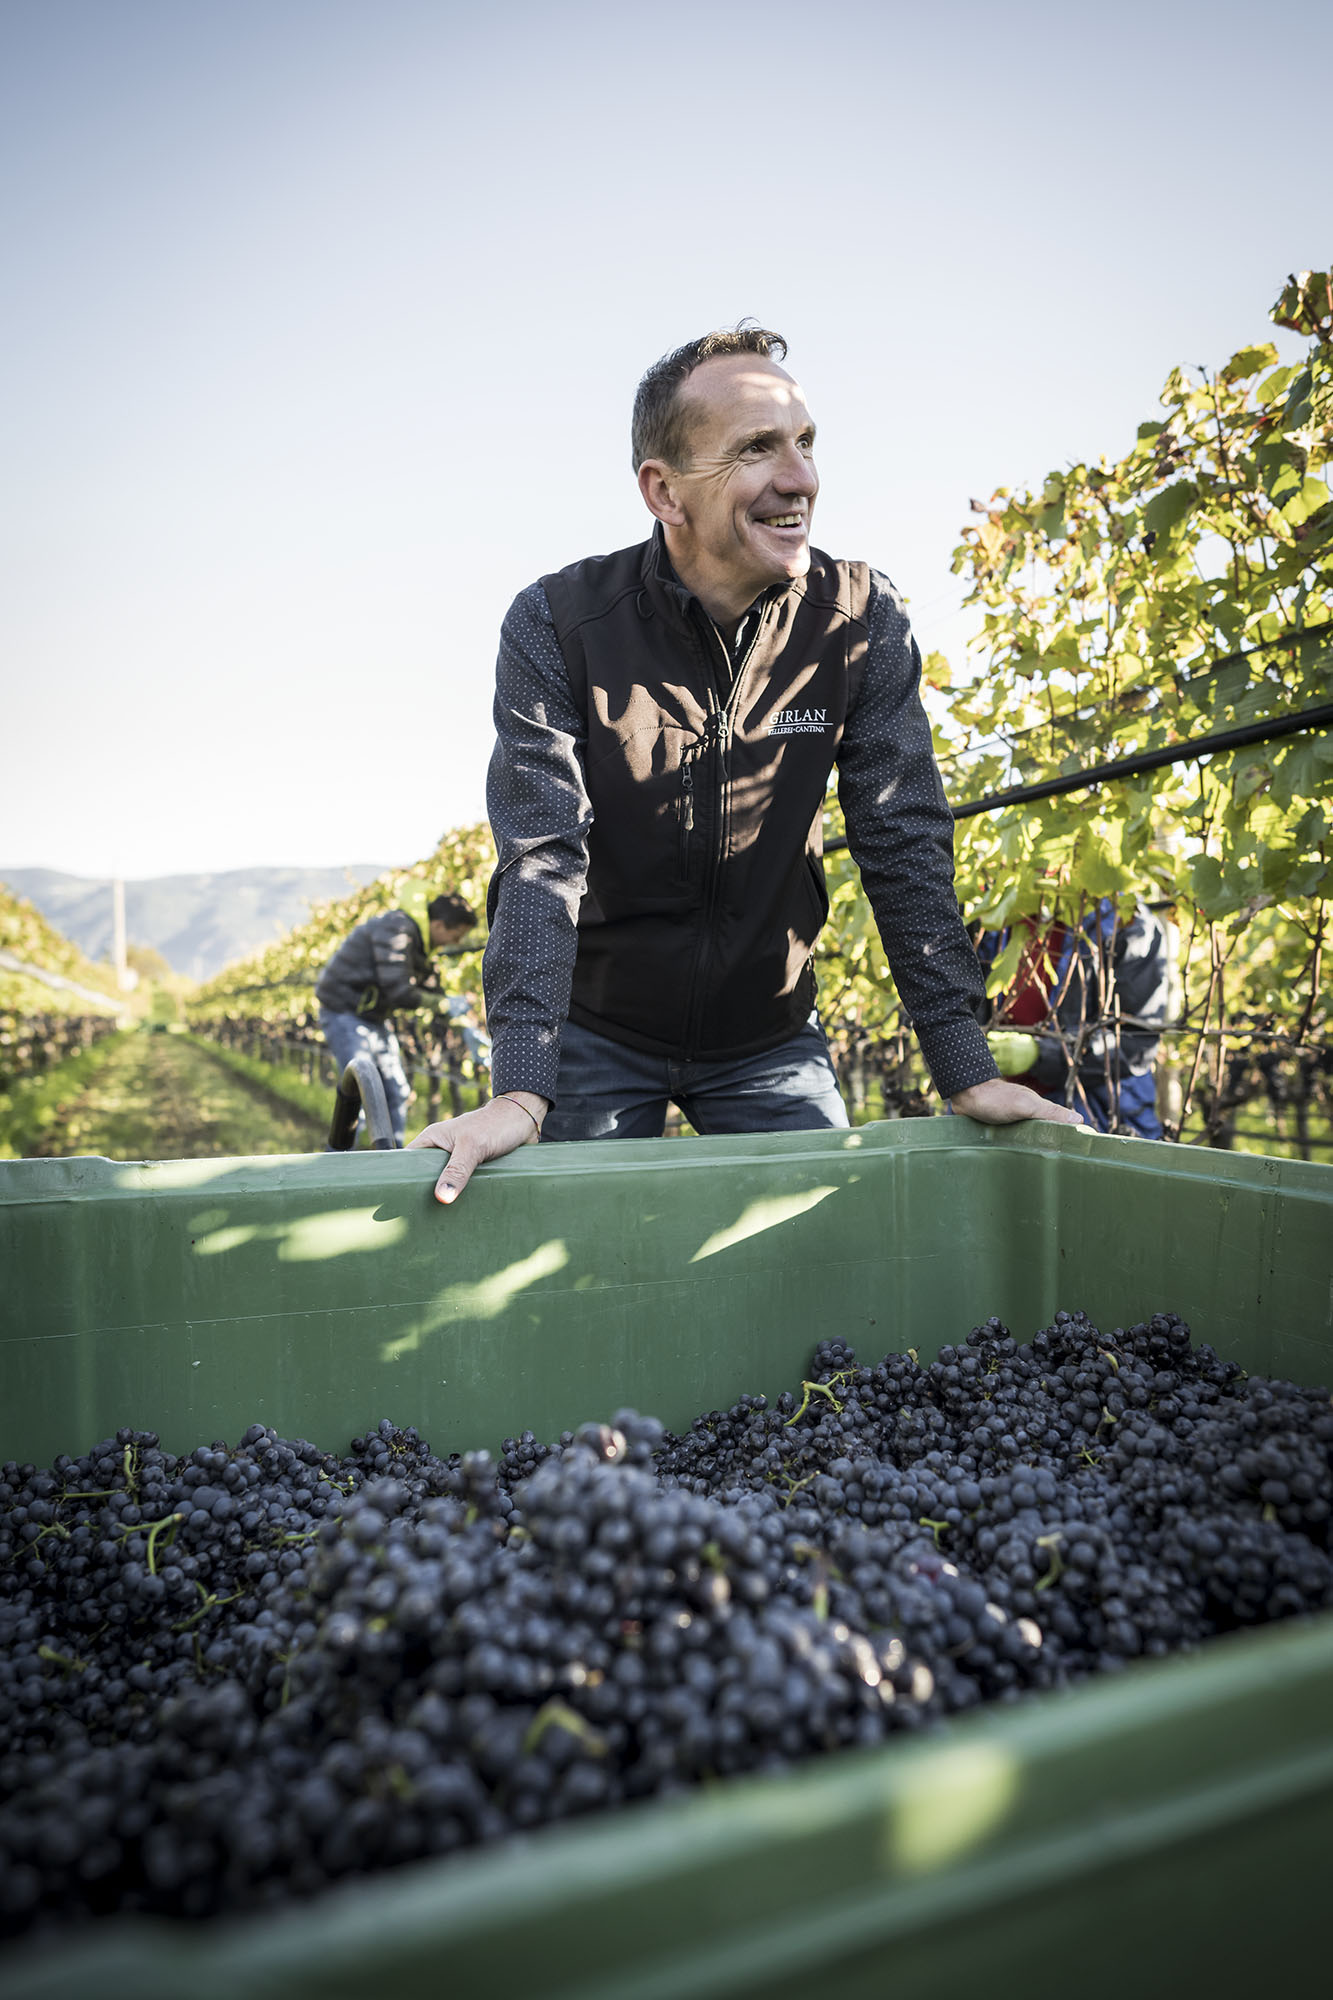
[643,522,784,648]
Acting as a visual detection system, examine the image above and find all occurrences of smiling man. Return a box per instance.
[411,325,1079,1200]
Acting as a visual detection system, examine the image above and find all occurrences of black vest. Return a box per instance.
[541,531,872,1061]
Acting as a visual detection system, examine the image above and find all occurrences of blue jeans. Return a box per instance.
[1082,1072,1163,1140]
[319,1010,412,1146]
[541,1015,849,1143]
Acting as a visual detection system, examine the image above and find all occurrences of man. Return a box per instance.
[316,890,474,1145]
[411,326,1079,1201]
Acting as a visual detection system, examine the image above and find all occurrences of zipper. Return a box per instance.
[678,754,695,873]
[677,716,716,877]
[678,609,729,882]
[680,601,771,1052]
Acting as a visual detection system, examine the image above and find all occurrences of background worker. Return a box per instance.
[983,899,1175,1138]
[411,324,1082,1202]
[317,889,474,1146]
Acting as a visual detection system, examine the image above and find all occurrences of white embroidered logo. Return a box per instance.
[768,704,830,737]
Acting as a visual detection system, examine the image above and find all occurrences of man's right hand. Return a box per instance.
[951,1077,1085,1127]
[406,1091,549,1205]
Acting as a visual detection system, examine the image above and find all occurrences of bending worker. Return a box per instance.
[317,888,474,1146]
[411,324,1080,1201]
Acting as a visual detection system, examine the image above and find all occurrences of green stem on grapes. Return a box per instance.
[171,1582,242,1632]
[37,1644,88,1674]
[778,1472,815,1506]
[523,1698,606,1757]
[1034,1532,1065,1589]
[144,1511,184,1574]
[785,1379,845,1427]
[1,1520,71,1565]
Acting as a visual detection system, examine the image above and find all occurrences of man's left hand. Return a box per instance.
[950,1078,1085,1127]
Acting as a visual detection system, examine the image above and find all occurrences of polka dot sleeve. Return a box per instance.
[482,583,592,1104]
[836,572,1000,1099]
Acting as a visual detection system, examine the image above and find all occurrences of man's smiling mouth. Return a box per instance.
[758,514,805,528]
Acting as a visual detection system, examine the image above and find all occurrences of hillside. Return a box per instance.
[0,882,122,1015]
[0,866,390,983]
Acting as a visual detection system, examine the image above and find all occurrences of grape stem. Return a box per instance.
[144,1511,184,1574]
[1,1520,70,1565]
[523,1698,606,1757]
[37,1643,88,1674]
[171,1582,242,1632]
[1034,1531,1065,1590]
[784,1378,848,1427]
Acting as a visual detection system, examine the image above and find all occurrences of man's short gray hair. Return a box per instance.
[631,322,788,472]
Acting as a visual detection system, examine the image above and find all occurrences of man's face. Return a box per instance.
[430,919,471,951]
[650,354,819,617]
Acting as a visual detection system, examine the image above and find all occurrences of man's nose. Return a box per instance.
[775,442,818,496]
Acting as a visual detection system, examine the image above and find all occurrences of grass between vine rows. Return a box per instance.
[1,1032,326,1161]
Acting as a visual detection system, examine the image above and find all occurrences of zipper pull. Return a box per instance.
[682,760,694,833]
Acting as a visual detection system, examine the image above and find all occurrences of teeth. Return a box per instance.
[762,515,803,528]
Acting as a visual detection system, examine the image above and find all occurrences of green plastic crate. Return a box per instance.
[1,1121,1331,1997]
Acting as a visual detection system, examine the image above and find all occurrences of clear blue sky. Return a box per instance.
[2,0,1328,880]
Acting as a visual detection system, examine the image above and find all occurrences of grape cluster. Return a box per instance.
[2,1311,1331,1940]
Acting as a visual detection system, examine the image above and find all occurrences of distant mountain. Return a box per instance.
[0,866,391,983]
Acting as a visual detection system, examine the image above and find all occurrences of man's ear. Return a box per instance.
[638,459,687,527]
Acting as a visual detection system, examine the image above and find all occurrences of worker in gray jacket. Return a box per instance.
[411,325,1081,1202]
[316,892,474,1145]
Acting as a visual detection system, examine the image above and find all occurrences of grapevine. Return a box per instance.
[0,884,121,1089]
[185,825,497,1125]
[818,268,1333,1152]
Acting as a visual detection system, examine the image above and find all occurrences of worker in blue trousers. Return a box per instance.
[316,888,475,1145]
